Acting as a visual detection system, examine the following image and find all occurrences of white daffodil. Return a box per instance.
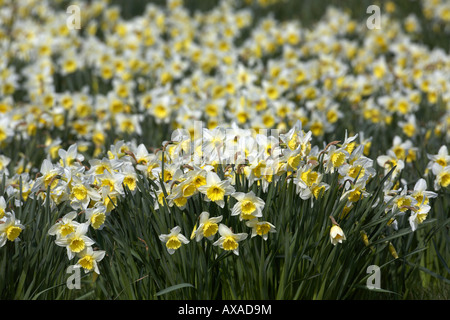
[159,226,190,255]
[324,145,349,174]
[54,222,95,260]
[0,211,25,248]
[193,211,223,241]
[58,143,85,168]
[31,158,64,193]
[74,246,106,274]
[330,224,346,246]
[432,164,450,190]
[377,150,405,179]
[409,204,431,232]
[197,171,235,208]
[427,145,450,171]
[231,191,265,221]
[84,205,108,230]
[245,218,276,240]
[410,178,437,207]
[69,175,102,210]
[213,224,248,255]
[48,211,80,238]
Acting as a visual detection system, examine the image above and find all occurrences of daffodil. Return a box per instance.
[69,176,102,210]
[197,171,235,208]
[193,211,223,241]
[0,211,25,247]
[213,224,248,255]
[432,164,450,190]
[246,218,276,240]
[48,211,80,238]
[329,216,346,246]
[54,222,95,259]
[377,150,405,179]
[324,145,349,174]
[159,226,190,255]
[408,204,431,231]
[231,191,265,221]
[58,143,85,168]
[31,158,64,192]
[410,178,437,207]
[74,247,106,274]
[84,205,108,230]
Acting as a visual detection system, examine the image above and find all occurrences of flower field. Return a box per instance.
[0,0,449,300]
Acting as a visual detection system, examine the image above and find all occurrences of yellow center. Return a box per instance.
[301,170,318,187]
[396,197,412,212]
[312,185,326,199]
[69,237,86,253]
[174,196,187,207]
[348,165,365,179]
[288,154,301,169]
[202,222,218,238]
[241,200,256,218]
[72,185,88,201]
[439,172,450,188]
[60,223,75,237]
[416,213,427,224]
[182,184,197,198]
[436,157,447,167]
[91,213,106,229]
[331,152,346,167]
[348,189,362,202]
[154,105,168,119]
[222,236,238,251]
[206,185,225,202]
[101,179,115,192]
[256,223,271,236]
[44,173,59,189]
[123,176,136,191]
[166,236,181,250]
[78,255,94,270]
[6,225,22,241]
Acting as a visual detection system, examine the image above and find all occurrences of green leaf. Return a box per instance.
[155,283,195,297]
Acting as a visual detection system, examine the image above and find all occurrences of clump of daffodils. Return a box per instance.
[0,0,447,278]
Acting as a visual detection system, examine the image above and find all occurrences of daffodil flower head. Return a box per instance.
[231,191,265,221]
[329,217,346,246]
[0,211,25,247]
[85,205,108,230]
[75,246,106,274]
[213,224,248,255]
[246,218,276,240]
[159,226,189,255]
[54,222,95,259]
[48,211,80,238]
[194,211,223,241]
[197,171,235,208]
